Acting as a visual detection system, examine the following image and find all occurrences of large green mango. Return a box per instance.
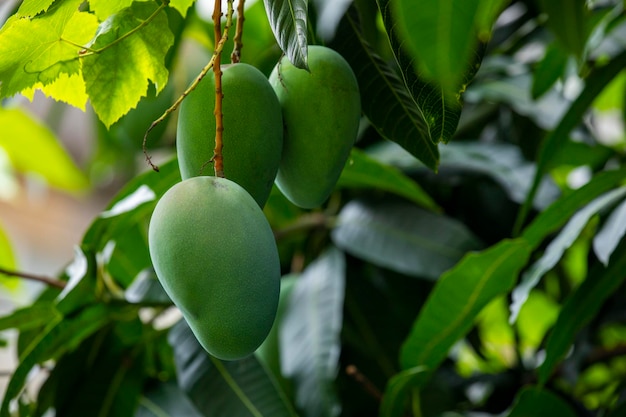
[177,63,283,207]
[269,46,361,209]
[148,176,280,360]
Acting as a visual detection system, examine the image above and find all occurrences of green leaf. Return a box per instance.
[377,0,482,145]
[592,197,626,266]
[168,0,197,17]
[507,387,577,417]
[390,0,481,99]
[331,7,439,170]
[17,0,57,17]
[537,242,626,384]
[510,186,626,323]
[280,249,345,417]
[331,199,482,280]
[0,107,89,191]
[0,221,17,291]
[82,2,174,127]
[337,148,440,212]
[0,303,61,332]
[88,0,133,20]
[262,0,308,69]
[399,239,533,372]
[0,0,98,97]
[0,304,111,417]
[379,366,429,417]
[537,0,588,58]
[532,43,569,99]
[136,382,204,417]
[169,320,298,417]
[125,269,171,306]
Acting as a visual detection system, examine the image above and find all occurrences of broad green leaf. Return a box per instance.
[475,0,509,40]
[169,0,197,17]
[507,387,577,417]
[0,221,17,290]
[331,7,439,170]
[516,291,559,355]
[55,247,98,315]
[280,248,345,417]
[137,382,204,417]
[532,43,569,99]
[88,0,133,20]
[106,224,152,288]
[0,0,98,97]
[262,0,308,69]
[82,2,174,127]
[390,0,481,99]
[22,72,89,109]
[0,303,61,332]
[0,304,110,417]
[537,243,626,384]
[331,199,482,280]
[379,366,429,417]
[377,0,483,144]
[593,196,626,266]
[510,186,626,323]
[537,0,588,58]
[515,49,626,233]
[337,148,440,212]
[400,239,533,371]
[0,107,88,191]
[17,0,57,17]
[169,320,298,417]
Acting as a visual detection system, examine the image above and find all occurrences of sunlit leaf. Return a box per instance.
[280,248,345,417]
[0,107,88,191]
[82,2,174,127]
[332,199,482,280]
[88,0,133,20]
[17,0,57,17]
[262,0,308,69]
[0,221,17,291]
[508,387,577,417]
[169,0,197,17]
[400,239,533,373]
[593,196,626,266]
[21,72,89,109]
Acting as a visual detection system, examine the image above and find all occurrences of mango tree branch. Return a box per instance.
[0,267,66,289]
[211,0,227,178]
[142,1,235,171]
[231,0,245,63]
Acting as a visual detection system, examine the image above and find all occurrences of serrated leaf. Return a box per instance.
[169,320,298,417]
[331,7,439,170]
[537,243,626,384]
[507,387,577,417]
[592,197,626,266]
[169,0,196,17]
[88,0,134,20]
[331,199,482,280]
[82,2,174,127]
[0,107,89,191]
[17,0,57,17]
[136,382,204,417]
[399,239,533,372]
[280,248,345,417]
[510,186,626,323]
[0,0,98,97]
[379,367,429,417]
[263,0,308,69]
[377,0,482,144]
[337,148,440,212]
[22,71,89,109]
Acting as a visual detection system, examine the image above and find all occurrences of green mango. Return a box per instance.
[176,63,283,207]
[148,176,280,360]
[269,45,361,208]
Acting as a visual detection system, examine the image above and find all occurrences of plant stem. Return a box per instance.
[143,1,235,171]
[231,0,245,63]
[212,0,226,178]
[0,267,65,289]
[346,365,383,401]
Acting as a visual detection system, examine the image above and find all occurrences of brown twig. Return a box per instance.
[0,267,66,289]
[231,0,245,63]
[346,365,383,402]
[212,0,226,178]
[143,1,235,172]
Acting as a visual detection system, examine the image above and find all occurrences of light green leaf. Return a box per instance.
[331,199,482,280]
[0,0,98,97]
[379,367,429,417]
[17,0,57,17]
[262,0,308,69]
[88,0,133,20]
[400,239,533,371]
[475,0,509,40]
[0,303,60,332]
[391,0,481,98]
[537,243,626,384]
[0,221,17,290]
[593,195,626,266]
[337,148,440,212]
[169,0,197,17]
[331,7,439,170]
[280,248,345,417]
[507,387,577,417]
[82,2,174,127]
[510,186,626,323]
[22,71,89,109]
[0,107,88,191]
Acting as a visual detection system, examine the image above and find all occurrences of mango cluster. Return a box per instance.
[148,46,360,360]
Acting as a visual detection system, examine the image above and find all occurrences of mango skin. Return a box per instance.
[148,176,280,360]
[269,46,361,209]
[177,63,283,207]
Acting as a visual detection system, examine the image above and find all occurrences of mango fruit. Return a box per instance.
[176,63,283,207]
[269,45,361,208]
[148,176,280,360]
